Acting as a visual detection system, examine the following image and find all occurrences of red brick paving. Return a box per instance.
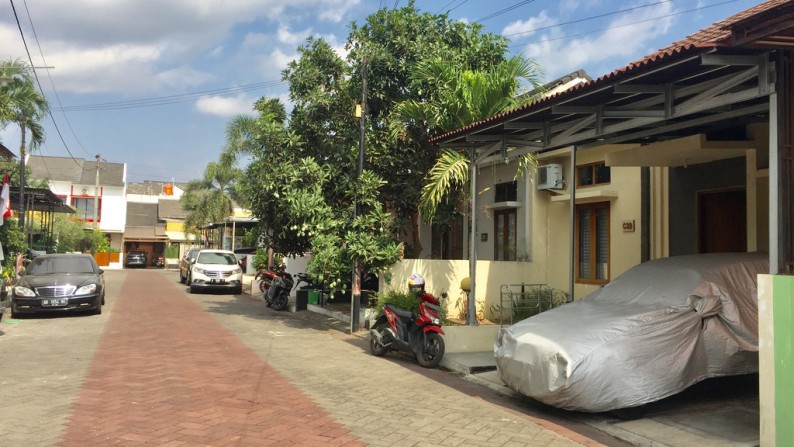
[59,271,365,447]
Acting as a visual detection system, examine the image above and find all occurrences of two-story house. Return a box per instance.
[27,155,127,255]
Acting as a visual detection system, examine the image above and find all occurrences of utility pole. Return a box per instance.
[18,108,27,232]
[93,154,100,230]
[351,56,368,333]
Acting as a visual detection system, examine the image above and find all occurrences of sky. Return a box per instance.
[0,0,765,184]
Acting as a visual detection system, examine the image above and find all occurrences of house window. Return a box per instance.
[72,197,101,222]
[576,202,609,284]
[577,162,611,187]
[495,181,517,202]
[494,209,516,261]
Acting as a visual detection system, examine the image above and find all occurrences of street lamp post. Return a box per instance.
[93,154,100,229]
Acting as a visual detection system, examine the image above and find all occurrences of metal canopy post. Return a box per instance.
[568,146,577,302]
[467,146,478,326]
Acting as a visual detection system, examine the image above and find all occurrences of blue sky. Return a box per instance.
[0,0,763,183]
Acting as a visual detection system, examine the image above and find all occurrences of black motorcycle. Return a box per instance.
[265,271,294,311]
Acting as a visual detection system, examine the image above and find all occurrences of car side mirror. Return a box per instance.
[98,269,105,274]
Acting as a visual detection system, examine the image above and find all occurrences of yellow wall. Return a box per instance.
[165,221,184,232]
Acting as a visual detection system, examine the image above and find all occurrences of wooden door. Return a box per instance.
[698,188,746,253]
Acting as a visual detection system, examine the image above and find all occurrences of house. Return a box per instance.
[125,181,197,265]
[391,1,793,443]
[27,155,127,261]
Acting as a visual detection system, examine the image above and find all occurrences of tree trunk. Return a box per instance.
[410,212,423,258]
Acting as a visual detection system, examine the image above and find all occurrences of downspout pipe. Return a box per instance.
[467,147,478,326]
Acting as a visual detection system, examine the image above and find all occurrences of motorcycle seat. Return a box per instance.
[384,303,413,320]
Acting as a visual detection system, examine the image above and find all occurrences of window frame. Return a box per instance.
[577,161,611,188]
[494,208,517,261]
[575,201,610,284]
[71,196,102,223]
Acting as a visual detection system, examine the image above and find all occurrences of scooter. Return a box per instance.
[255,266,284,294]
[265,270,294,311]
[370,291,447,368]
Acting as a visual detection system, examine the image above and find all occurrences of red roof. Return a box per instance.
[433,0,791,143]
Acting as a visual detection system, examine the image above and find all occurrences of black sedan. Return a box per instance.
[10,253,105,317]
[125,250,147,268]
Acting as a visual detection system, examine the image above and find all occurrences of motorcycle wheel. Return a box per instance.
[272,291,289,311]
[369,323,390,357]
[259,279,271,293]
[416,332,445,368]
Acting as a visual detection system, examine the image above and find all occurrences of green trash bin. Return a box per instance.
[308,290,319,305]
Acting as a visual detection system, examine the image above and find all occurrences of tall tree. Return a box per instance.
[344,2,512,256]
[389,56,543,221]
[180,161,243,238]
[0,59,48,150]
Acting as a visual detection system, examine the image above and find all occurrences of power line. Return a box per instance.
[22,0,92,159]
[55,80,286,112]
[509,0,742,49]
[474,0,535,24]
[9,0,83,170]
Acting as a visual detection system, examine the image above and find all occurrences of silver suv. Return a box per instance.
[179,248,202,284]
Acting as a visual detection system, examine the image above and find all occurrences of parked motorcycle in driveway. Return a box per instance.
[265,270,294,311]
[369,273,446,368]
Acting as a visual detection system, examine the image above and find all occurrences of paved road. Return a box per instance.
[0,269,617,446]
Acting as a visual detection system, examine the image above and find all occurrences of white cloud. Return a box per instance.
[277,25,313,45]
[502,11,556,38]
[195,94,257,117]
[519,1,677,78]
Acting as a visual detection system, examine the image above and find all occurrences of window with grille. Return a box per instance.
[576,202,609,283]
[577,162,611,187]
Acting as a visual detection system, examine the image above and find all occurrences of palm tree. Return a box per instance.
[0,58,48,150]
[180,161,243,242]
[390,55,543,220]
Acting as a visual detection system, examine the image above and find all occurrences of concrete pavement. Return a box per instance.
[0,269,616,446]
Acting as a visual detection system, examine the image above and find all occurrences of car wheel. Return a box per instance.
[416,332,445,368]
[179,271,185,284]
[93,301,102,315]
[9,303,21,319]
[234,286,242,295]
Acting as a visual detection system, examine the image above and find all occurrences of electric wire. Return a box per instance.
[55,80,286,112]
[22,0,92,159]
[9,0,83,170]
[474,0,535,24]
[508,0,743,49]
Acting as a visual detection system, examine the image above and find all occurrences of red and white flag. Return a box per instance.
[0,171,10,226]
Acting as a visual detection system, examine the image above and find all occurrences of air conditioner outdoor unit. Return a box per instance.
[537,164,564,190]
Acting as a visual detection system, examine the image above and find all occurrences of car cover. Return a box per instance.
[493,252,768,412]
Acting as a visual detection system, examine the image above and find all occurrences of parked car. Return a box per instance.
[494,252,769,412]
[10,253,105,317]
[179,248,202,284]
[188,249,243,295]
[125,250,147,268]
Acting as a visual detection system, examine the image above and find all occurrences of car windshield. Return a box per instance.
[27,257,96,275]
[197,252,237,265]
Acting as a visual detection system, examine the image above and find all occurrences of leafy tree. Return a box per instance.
[0,59,48,151]
[180,161,243,238]
[52,214,89,253]
[0,217,26,279]
[341,2,513,256]
[389,56,543,221]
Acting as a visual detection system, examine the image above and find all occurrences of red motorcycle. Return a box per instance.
[370,287,447,368]
[255,266,283,294]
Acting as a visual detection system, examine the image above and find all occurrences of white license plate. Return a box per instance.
[43,298,68,306]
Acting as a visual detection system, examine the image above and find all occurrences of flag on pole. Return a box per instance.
[0,171,10,227]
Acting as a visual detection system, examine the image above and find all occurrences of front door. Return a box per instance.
[697,188,746,253]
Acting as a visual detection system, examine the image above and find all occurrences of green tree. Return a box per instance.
[52,214,89,253]
[180,161,243,238]
[389,56,544,221]
[0,59,48,151]
[0,217,26,279]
